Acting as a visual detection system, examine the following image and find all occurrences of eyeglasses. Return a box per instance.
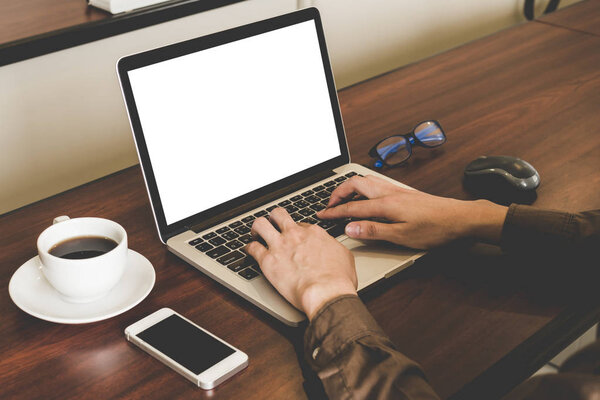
[369,120,446,168]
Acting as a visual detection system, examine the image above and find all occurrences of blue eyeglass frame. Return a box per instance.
[368,120,446,168]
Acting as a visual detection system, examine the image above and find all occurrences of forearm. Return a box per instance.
[304,295,440,400]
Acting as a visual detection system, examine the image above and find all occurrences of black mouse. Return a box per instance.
[463,155,540,205]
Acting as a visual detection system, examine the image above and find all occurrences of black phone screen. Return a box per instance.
[137,314,235,375]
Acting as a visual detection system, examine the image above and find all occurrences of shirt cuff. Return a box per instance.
[500,204,576,253]
[304,294,391,369]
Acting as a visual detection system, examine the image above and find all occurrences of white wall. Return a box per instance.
[0,0,297,215]
[0,0,581,214]
[314,0,582,88]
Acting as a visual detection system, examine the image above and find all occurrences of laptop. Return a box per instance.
[117,7,424,326]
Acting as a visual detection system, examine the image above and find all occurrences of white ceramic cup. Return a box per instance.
[37,216,128,303]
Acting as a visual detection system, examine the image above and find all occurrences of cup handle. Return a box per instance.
[53,216,70,225]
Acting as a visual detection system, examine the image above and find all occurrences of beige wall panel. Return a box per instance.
[0,0,296,214]
[312,0,582,88]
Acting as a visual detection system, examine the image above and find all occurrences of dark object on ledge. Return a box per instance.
[463,155,540,205]
[524,0,561,20]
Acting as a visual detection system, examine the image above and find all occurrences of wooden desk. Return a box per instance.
[537,0,600,36]
[1,2,599,399]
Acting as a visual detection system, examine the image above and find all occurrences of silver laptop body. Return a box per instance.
[117,8,424,326]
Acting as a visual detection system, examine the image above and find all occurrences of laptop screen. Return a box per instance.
[126,19,342,226]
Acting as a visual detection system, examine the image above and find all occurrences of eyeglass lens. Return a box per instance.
[375,136,410,165]
[414,121,445,147]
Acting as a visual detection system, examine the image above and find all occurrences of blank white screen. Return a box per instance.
[128,20,341,225]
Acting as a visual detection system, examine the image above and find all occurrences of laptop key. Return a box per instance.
[242,215,255,223]
[324,180,336,187]
[195,242,213,252]
[305,195,320,204]
[228,257,251,272]
[202,232,217,240]
[222,231,239,241]
[234,226,251,234]
[278,200,291,207]
[327,225,346,238]
[345,172,357,177]
[290,213,303,222]
[285,205,298,213]
[310,203,326,212]
[226,240,244,250]
[206,245,230,259]
[189,237,204,246]
[216,226,230,234]
[301,190,314,196]
[313,185,325,191]
[315,191,330,199]
[216,250,245,265]
[209,237,226,246]
[318,220,336,229]
[299,208,313,217]
[229,221,243,228]
[290,195,303,202]
[239,268,259,280]
[335,176,347,182]
[232,255,257,269]
[301,217,318,224]
[238,234,253,244]
[254,210,268,218]
[266,205,278,212]
[293,199,309,208]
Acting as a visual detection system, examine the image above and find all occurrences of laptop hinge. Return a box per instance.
[189,169,337,234]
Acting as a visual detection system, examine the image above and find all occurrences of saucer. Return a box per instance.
[9,249,155,324]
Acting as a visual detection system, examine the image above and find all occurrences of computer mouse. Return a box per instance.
[463,155,540,204]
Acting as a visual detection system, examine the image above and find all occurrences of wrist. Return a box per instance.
[301,280,357,321]
[463,200,508,244]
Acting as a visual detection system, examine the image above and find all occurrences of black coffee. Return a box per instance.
[49,236,118,259]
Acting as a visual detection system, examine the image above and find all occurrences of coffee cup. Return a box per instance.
[37,216,128,303]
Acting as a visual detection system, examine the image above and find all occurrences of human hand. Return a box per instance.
[245,208,358,320]
[316,175,508,249]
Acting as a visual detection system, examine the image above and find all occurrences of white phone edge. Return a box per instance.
[124,307,249,389]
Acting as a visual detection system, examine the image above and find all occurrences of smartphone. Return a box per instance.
[125,308,248,389]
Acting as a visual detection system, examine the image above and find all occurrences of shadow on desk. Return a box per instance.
[359,240,600,400]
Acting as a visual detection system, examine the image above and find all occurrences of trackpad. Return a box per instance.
[342,237,419,290]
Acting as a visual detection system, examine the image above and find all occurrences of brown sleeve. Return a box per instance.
[304,295,440,400]
[500,205,600,255]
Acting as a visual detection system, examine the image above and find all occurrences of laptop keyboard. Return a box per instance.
[188,171,361,281]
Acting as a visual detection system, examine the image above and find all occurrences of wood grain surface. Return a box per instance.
[538,0,600,36]
[0,0,109,44]
[1,3,599,399]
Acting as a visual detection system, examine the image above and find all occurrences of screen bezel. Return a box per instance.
[117,8,349,242]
